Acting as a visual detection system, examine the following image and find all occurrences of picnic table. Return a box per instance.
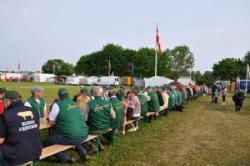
[39,120,51,130]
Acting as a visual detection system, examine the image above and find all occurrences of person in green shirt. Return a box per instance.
[116,85,126,101]
[87,86,116,135]
[168,89,176,111]
[25,86,47,119]
[147,87,160,113]
[108,90,125,132]
[44,88,89,163]
[137,89,149,117]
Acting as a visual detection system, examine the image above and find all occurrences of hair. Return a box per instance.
[93,86,104,96]
[59,93,69,100]
[108,90,116,98]
[130,89,138,95]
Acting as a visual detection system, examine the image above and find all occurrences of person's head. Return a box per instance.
[4,90,22,108]
[0,86,7,100]
[80,87,90,96]
[31,86,44,99]
[129,89,137,98]
[93,86,104,97]
[57,88,69,100]
[120,85,125,92]
[146,86,152,92]
[108,90,116,98]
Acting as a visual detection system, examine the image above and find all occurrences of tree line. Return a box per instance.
[42,43,250,86]
[42,43,194,79]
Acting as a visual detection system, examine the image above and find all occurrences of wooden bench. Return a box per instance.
[146,112,156,116]
[18,161,33,166]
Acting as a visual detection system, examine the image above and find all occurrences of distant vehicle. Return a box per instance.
[80,76,99,85]
[66,76,85,85]
[239,80,250,92]
[120,76,134,86]
[97,76,120,86]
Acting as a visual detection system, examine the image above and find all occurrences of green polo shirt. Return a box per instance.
[147,91,160,112]
[87,96,112,132]
[109,96,124,129]
[138,94,148,116]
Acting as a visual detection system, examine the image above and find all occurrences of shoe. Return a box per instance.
[127,127,137,132]
[81,154,90,162]
[62,157,77,163]
[135,126,139,130]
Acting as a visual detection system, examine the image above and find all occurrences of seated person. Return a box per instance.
[44,88,89,163]
[147,87,160,113]
[108,90,125,132]
[137,88,149,117]
[87,86,115,135]
[76,87,91,121]
[25,86,48,120]
[0,90,41,165]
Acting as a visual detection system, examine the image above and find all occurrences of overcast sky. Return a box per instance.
[0,0,250,72]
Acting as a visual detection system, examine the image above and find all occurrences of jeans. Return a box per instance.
[43,135,87,162]
[0,147,9,166]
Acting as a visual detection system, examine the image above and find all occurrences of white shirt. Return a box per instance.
[49,103,60,121]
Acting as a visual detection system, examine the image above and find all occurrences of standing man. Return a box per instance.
[0,90,41,165]
[232,91,245,112]
[221,86,227,105]
[116,85,126,101]
[44,88,89,163]
[25,86,47,119]
[0,87,6,115]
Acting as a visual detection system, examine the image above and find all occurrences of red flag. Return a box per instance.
[156,26,162,53]
[18,61,21,71]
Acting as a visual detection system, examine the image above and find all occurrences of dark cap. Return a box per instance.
[5,90,21,100]
[80,87,90,95]
[57,88,68,97]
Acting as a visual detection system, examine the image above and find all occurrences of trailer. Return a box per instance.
[80,76,99,85]
[33,73,55,83]
[97,76,120,86]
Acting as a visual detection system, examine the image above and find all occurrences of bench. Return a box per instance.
[40,134,100,160]
[18,161,33,166]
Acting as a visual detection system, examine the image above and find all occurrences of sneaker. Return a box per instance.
[127,127,137,132]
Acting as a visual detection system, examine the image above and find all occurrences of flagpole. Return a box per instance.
[245,64,249,95]
[155,23,158,77]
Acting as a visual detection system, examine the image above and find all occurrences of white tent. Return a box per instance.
[178,76,195,86]
[144,76,174,87]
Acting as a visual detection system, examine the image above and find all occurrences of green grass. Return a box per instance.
[1,82,250,165]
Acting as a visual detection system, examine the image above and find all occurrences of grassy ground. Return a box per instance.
[1,82,250,165]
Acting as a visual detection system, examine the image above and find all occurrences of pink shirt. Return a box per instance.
[128,96,141,117]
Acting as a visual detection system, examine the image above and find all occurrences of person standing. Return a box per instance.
[44,88,89,163]
[25,86,48,120]
[0,90,41,165]
[221,86,227,105]
[0,87,6,115]
[232,91,245,112]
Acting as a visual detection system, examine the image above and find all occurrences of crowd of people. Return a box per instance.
[0,83,207,165]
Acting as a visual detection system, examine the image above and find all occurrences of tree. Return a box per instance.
[42,59,74,76]
[212,58,244,81]
[169,45,194,79]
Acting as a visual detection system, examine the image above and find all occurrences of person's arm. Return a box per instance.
[110,106,116,120]
[0,116,6,144]
[48,103,60,126]
[43,101,48,119]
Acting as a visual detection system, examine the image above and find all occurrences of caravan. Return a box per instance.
[97,76,120,86]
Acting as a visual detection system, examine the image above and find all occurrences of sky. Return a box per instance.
[0,0,250,72]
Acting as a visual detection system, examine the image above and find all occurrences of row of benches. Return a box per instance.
[22,106,168,166]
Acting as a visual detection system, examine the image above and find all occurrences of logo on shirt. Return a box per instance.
[67,104,79,111]
[17,111,34,120]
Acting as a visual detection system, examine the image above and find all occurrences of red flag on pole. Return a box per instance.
[156,26,162,53]
[18,61,21,71]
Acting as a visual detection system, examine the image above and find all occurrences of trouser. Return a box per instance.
[222,95,226,102]
[235,104,242,112]
[214,97,218,104]
[0,147,9,166]
[211,93,215,102]
[43,135,88,162]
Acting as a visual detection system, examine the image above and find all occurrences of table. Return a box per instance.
[40,121,51,130]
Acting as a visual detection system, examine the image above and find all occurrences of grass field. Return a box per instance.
[1,82,250,166]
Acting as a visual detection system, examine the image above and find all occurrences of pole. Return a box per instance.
[155,23,158,77]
